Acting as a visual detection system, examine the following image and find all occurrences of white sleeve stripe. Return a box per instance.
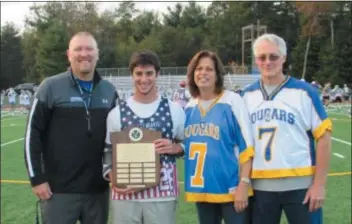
[25,98,38,177]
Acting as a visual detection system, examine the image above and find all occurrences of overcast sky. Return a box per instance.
[1,1,212,30]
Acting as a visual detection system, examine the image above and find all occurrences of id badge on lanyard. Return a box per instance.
[75,78,93,137]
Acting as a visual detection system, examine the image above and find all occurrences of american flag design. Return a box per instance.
[112,97,179,200]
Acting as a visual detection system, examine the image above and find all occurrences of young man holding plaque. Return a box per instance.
[103,50,185,224]
[24,32,117,224]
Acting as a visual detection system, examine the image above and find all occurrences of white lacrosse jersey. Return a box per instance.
[19,93,25,105]
[8,91,16,103]
[23,94,31,105]
[241,76,332,179]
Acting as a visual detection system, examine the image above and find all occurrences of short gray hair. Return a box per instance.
[252,33,287,56]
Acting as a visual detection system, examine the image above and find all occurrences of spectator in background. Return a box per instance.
[1,90,5,107]
[322,82,331,105]
[23,90,31,114]
[331,84,344,103]
[311,81,320,90]
[343,84,351,101]
[173,80,191,109]
[7,88,17,116]
[19,90,24,113]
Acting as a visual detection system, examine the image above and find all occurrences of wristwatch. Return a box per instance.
[240,177,251,185]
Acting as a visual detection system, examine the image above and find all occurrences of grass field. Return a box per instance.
[1,111,351,224]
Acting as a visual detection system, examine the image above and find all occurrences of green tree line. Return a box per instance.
[1,1,351,89]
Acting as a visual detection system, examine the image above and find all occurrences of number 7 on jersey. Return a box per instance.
[258,127,277,162]
[189,142,207,187]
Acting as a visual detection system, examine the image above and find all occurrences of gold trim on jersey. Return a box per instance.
[239,146,254,164]
[198,91,224,118]
[185,188,254,203]
[252,166,315,178]
[313,118,332,140]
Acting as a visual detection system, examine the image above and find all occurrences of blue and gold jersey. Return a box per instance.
[184,90,254,203]
[242,76,332,179]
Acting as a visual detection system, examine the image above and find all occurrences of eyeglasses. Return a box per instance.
[256,54,281,62]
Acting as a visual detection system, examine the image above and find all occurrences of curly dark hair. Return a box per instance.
[129,50,161,74]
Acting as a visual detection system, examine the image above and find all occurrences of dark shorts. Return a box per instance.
[252,189,323,224]
[39,190,109,224]
[334,96,342,103]
[195,197,253,224]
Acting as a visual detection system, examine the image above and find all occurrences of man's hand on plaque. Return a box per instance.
[112,186,136,194]
[154,138,172,154]
[154,138,182,155]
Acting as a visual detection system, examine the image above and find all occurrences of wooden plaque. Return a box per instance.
[111,127,161,190]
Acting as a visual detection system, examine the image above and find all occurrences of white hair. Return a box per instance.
[252,33,287,56]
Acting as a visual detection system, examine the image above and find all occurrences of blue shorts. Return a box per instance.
[252,189,323,224]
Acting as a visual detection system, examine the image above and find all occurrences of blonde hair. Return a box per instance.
[69,31,98,50]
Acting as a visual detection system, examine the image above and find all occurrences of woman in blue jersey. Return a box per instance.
[183,50,254,224]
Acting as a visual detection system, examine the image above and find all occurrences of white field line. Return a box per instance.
[1,124,19,128]
[329,112,352,118]
[331,118,351,121]
[333,153,345,159]
[1,114,11,118]
[1,138,24,147]
[1,116,25,122]
[332,137,351,146]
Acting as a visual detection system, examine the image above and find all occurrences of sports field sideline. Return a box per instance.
[1,112,351,223]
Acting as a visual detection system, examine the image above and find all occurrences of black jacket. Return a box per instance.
[24,70,118,193]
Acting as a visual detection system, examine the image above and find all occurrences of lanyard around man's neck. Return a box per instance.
[73,75,94,137]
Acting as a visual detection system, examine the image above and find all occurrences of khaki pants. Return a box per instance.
[111,200,177,224]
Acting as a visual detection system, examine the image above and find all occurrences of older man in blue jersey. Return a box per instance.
[242,33,332,224]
